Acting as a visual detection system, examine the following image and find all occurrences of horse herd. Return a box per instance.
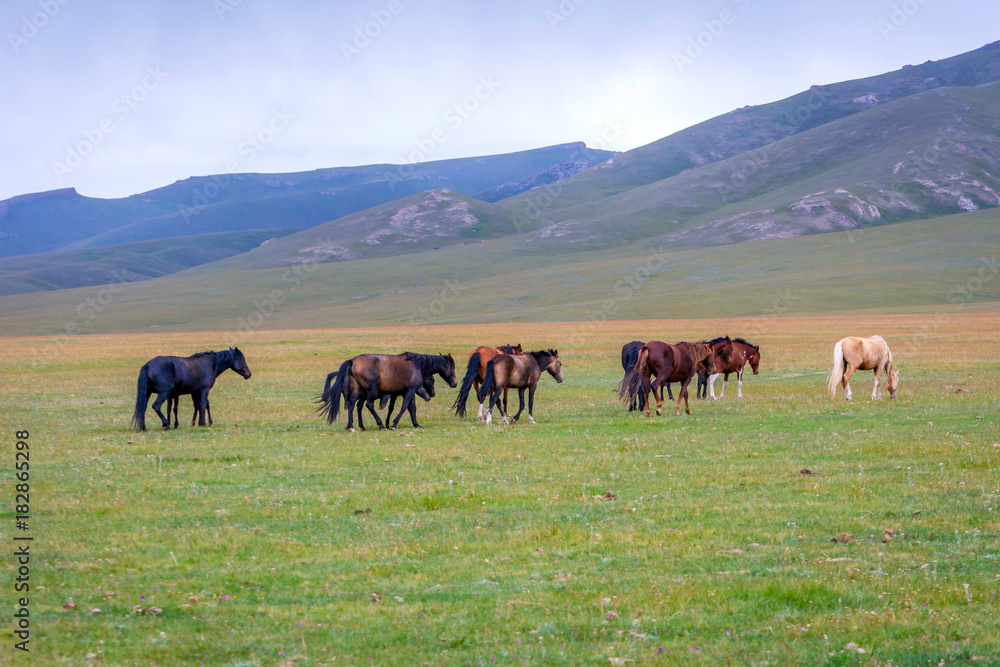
[130,335,899,432]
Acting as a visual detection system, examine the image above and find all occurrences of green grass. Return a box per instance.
[1,316,998,664]
[1,208,997,336]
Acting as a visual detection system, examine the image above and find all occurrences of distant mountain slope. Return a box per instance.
[501,41,1000,217]
[0,143,612,258]
[501,83,1000,252]
[0,229,292,295]
[219,190,518,271]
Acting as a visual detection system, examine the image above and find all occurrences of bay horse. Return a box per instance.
[452,344,522,419]
[618,341,715,417]
[320,352,457,430]
[828,335,898,400]
[322,370,436,431]
[621,341,668,410]
[708,337,760,399]
[695,336,736,399]
[132,348,252,431]
[478,349,563,425]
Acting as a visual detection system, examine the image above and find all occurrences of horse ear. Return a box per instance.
[552,349,558,356]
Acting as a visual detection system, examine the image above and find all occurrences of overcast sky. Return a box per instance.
[2,0,998,201]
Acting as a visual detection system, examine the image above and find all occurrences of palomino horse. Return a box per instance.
[132,348,252,431]
[452,344,522,419]
[621,341,668,410]
[478,349,563,425]
[828,335,898,400]
[618,341,715,417]
[708,337,760,399]
[320,352,457,430]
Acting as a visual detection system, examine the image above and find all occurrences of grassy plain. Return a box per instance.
[1,314,998,665]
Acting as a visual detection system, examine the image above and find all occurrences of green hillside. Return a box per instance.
[1,208,996,336]
[0,229,293,296]
[500,41,1000,217]
[499,84,1000,252]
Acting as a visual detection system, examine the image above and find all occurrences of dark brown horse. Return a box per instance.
[478,349,563,425]
[452,344,522,419]
[621,341,669,410]
[618,341,715,416]
[708,337,760,399]
[132,348,252,431]
[324,370,436,431]
[319,352,456,430]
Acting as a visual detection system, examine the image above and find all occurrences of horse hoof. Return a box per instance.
[347,427,356,433]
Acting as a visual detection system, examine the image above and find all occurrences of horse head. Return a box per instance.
[232,347,252,379]
[748,348,761,375]
[543,349,563,383]
[441,353,458,387]
[888,368,899,399]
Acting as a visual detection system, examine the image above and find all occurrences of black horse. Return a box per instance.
[132,348,252,431]
[621,341,668,411]
[319,352,456,431]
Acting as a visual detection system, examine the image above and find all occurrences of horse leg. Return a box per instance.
[474,378,487,421]
[737,369,744,398]
[406,394,421,428]
[527,385,536,424]
[842,365,856,401]
[486,386,501,425]
[504,387,535,424]
[721,373,729,399]
[872,366,883,400]
[502,387,510,416]
[676,377,693,416]
[392,390,418,429]
[708,373,719,399]
[664,383,672,401]
[151,392,170,430]
[364,391,386,430]
[385,395,397,427]
[168,396,178,429]
[205,400,213,426]
[197,391,209,426]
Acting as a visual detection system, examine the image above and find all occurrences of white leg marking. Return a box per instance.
[708,374,719,399]
[721,379,728,398]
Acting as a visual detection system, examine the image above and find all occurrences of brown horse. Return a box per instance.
[452,344,522,419]
[695,336,736,399]
[708,337,760,399]
[323,370,436,431]
[828,335,898,400]
[478,349,563,425]
[320,352,457,430]
[618,341,715,417]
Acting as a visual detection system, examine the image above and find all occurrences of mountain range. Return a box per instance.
[1,41,998,334]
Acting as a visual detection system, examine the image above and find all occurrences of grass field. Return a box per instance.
[1,314,998,665]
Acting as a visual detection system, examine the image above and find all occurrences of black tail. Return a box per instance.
[478,359,497,404]
[451,352,481,417]
[132,365,149,431]
[318,360,351,424]
[617,346,647,406]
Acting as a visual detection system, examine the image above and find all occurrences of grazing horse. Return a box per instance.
[452,344,522,419]
[708,337,760,399]
[621,341,668,410]
[132,348,252,431]
[478,349,563,425]
[828,335,898,400]
[618,341,715,417]
[320,352,457,430]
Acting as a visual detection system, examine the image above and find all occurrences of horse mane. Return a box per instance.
[527,349,557,362]
[403,351,450,374]
[706,336,730,346]
[497,344,521,354]
[733,337,759,350]
[190,350,216,358]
